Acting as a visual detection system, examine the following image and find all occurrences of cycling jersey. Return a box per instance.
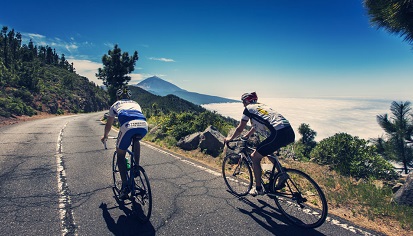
[242,103,291,138]
[109,99,143,121]
[108,99,148,150]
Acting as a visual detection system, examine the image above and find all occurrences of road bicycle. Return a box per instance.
[222,138,328,228]
[105,135,152,222]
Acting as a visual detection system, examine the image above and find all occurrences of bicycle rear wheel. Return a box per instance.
[272,168,328,228]
[131,166,152,222]
[222,153,253,196]
[112,151,123,202]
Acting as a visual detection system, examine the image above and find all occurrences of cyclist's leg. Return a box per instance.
[116,127,130,199]
[123,119,148,168]
[117,123,136,187]
[254,133,279,187]
[116,148,128,186]
[251,150,264,187]
[132,137,141,168]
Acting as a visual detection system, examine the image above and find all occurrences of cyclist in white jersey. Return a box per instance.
[224,92,295,196]
[101,88,148,200]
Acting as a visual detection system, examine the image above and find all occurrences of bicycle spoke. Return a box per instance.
[131,166,152,222]
[222,153,253,196]
[273,169,328,228]
[112,151,123,202]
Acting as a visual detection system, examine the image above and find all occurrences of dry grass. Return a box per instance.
[0,112,58,128]
[4,115,412,235]
[283,160,413,236]
[149,142,413,236]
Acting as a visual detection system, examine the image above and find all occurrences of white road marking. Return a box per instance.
[141,141,377,235]
[106,123,376,235]
[56,122,77,236]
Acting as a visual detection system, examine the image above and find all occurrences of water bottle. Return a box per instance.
[126,158,130,170]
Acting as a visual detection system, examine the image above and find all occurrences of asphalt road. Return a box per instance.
[0,112,384,236]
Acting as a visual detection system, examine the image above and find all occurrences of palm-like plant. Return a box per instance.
[376,101,413,174]
[364,0,413,46]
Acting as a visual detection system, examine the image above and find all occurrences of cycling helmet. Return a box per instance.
[241,92,258,104]
[116,87,132,99]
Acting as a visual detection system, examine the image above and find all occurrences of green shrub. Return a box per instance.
[310,133,397,180]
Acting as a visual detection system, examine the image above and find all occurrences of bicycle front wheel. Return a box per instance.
[273,168,328,228]
[222,153,253,196]
[112,151,123,202]
[131,166,152,223]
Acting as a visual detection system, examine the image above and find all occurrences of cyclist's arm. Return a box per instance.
[102,116,115,141]
[224,119,248,143]
[243,127,256,139]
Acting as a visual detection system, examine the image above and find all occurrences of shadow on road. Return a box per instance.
[231,191,326,236]
[100,202,155,236]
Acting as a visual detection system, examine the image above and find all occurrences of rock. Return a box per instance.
[392,183,404,193]
[148,125,166,139]
[224,128,260,156]
[177,132,201,151]
[394,173,413,206]
[199,126,225,157]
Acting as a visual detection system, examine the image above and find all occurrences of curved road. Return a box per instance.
[0,112,383,236]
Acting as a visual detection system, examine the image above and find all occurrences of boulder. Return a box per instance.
[177,132,201,151]
[392,183,404,193]
[199,126,225,157]
[394,172,413,206]
[148,125,166,139]
[224,128,260,156]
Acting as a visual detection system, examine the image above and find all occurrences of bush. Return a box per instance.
[13,88,34,103]
[310,133,397,180]
[292,142,311,161]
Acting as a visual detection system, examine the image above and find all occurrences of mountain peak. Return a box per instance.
[137,76,184,95]
[136,76,238,105]
[146,75,163,81]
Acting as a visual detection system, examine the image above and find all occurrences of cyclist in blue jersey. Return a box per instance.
[101,87,148,200]
[224,92,295,196]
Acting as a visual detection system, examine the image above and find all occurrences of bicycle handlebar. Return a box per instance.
[225,137,248,150]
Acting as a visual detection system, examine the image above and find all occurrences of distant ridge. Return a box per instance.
[136,76,238,105]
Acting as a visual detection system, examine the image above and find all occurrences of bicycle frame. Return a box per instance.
[107,136,142,196]
[224,138,328,228]
[231,140,287,193]
[126,136,142,194]
[106,132,152,222]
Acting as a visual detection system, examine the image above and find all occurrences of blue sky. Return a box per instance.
[2,0,413,100]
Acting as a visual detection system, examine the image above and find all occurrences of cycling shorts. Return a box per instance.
[116,112,148,150]
[256,126,295,156]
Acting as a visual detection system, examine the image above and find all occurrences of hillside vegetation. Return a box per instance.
[2,26,412,235]
[129,85,238,143]
[0,27,109,117]
[136,76,238,105]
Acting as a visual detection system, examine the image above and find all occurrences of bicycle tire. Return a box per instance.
[272,168,328,228]
[222,153,253,196]
[112,151,123,202]
[131,166,152,223]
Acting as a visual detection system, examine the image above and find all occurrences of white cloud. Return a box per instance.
[148,57,175,62]
[18,31,147,87]
[104,42,114,48]
[67,59,147,86]
[65,44,78,52]
[129,73,143,85]
[21,32,79,54]
[26,33,45,39]
[203,97,392,141]
[67,58,103,85]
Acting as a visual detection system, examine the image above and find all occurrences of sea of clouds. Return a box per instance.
[202,97,400,141]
